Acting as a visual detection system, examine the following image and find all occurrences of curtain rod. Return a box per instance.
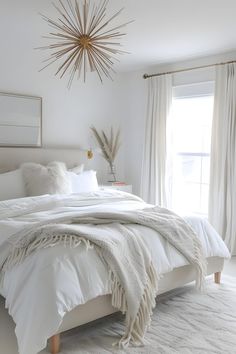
[143,59,236,79]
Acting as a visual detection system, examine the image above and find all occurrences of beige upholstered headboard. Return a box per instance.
[0,147,87,173]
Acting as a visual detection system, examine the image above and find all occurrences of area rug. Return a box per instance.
[41,276,236,354]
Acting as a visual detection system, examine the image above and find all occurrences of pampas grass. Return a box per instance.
[90,126,121,181]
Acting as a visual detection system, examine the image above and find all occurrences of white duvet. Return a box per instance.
[0,190,230,354]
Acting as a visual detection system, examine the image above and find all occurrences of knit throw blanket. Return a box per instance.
[2,206,206,348]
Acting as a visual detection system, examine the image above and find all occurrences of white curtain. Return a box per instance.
[141,75,172,206]
[209,63,236,255]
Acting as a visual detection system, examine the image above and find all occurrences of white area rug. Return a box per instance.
[41,276,236,354]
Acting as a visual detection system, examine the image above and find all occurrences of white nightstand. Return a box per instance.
[100,184,132,193]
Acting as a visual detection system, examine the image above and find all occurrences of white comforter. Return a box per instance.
[0,190,230,354]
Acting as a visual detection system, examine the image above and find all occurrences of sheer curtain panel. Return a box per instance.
[141,75,172,205]
[209,63,236,255]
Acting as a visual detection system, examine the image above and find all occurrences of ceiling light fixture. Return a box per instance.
[38,0,133,87]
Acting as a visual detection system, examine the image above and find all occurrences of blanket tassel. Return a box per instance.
[110,263,159,348]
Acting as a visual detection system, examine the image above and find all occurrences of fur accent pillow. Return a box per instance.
[21,162,72,196]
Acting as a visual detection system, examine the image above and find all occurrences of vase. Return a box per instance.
[108,163,116,183]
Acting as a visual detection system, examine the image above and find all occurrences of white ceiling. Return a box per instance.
[111,0,236,71]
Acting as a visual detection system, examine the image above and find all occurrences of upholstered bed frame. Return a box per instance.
[0,147,87,173]
[49,257,224,354]
[0,147,224,354]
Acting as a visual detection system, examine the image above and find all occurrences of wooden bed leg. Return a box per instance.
[50,334,60,354]
[214,272,221,284]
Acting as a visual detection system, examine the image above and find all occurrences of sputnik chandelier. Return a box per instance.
[38,0,132,87]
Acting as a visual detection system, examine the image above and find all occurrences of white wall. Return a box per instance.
[120,72,147,194]
[122,50,236,195]
[0,0,125,183]
[1,0,236,191]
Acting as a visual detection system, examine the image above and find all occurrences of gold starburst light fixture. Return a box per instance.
[38,0,133,87]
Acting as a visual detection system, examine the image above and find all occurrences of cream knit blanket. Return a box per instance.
[2,206,206,347]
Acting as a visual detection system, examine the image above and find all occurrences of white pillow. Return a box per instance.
[21,162,72,196]
[0,169,26,201]
[69,170,98,193]
[69,164,84,174]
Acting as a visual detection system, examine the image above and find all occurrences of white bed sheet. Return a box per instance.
[0,190,230,354]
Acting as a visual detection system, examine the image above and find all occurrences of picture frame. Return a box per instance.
[0,92,42,147]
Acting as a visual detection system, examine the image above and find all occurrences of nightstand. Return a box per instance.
[99,184,132,193]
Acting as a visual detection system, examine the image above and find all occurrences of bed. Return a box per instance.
[0,152,230,354]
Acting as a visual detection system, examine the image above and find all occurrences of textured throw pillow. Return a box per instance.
[69,170,98,193]
[0,169,26,201]
[21,162,72,196]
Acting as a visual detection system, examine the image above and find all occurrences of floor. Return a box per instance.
[0,257,235,354]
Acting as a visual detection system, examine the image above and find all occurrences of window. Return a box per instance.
[169,85,214,215]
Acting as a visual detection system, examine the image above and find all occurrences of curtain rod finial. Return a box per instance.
[143,73,149,79]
